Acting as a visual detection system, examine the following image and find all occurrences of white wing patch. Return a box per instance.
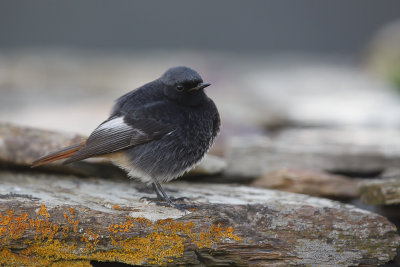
[97,116,132,132]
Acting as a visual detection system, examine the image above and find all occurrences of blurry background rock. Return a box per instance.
[358,177,400,206]
[225,128,400,179]
[1,1,400,266]
[252,168,360,199]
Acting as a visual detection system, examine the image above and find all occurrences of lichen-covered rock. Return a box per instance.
[0,171,398,266]
[358,178,400,205]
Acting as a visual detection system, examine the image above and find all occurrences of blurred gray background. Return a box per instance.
[1,0,400,138]
[1,0,400,55]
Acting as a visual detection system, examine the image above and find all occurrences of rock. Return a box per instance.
[186,154,227,177]
[0,122,126,179]
[0,122,225,178]
[0,122,85,166]
[252,168,360,199]
[238,60,400,128]
[358,178,400,205]
[0,171,398,266]
[225,128,400,179]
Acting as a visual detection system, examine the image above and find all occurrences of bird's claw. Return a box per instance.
[140,196,190,211]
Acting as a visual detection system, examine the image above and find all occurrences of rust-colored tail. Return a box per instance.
[31,141,86,167]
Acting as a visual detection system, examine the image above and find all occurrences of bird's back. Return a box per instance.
[111,80,164,117]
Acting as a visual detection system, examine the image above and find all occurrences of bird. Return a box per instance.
[31,66,220,209]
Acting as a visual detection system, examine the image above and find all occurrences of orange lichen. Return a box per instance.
[49,260,91,267]
[108,217,135,234]
[103,217,241,265]
[22,239,77,262]
[29,217,60,241]
[0,210,30,241]
[0,205,88,266]
[37,204,50,219]
[154,219,195,236]
[112,205,120,210]
[133,217,153,226]
[193,224,242,249]
[0,248,32,266]
[93,230,185,265]
[64,213,79,233]
[81,228,100,251]
[0,204,241,266]
[68,208,76,216]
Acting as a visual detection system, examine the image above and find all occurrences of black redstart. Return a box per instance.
[32,66,220,209]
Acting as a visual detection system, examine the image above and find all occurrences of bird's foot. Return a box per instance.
[140,196,191,211]
[171,196,190,202]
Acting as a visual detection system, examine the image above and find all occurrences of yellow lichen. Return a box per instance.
[102,217,241,265]
[133,217,153,226]
[48,260,91,267]
[37,204,50,219]
[68,208,76,216]
[81,228,100,251]
[0,248,32,266]
[0,210,30,241]
[0,204,241,266]
[93,231,185,265]
[64,212,79,234]
[192,224,242,248]
[22,239,77,263]
[108,217,135,234]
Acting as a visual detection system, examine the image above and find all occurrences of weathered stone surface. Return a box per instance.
[0,171,399,266]
[252,168,360,199]
[0,122,85,166]
[0,123,225,177]
[358,178,400,205]
[225,129,400,179]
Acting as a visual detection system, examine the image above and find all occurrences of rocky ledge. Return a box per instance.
[0,172,399,266]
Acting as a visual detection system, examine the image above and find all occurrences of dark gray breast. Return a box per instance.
[124,98,220,182]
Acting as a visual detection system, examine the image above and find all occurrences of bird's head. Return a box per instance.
[160,66,211,106]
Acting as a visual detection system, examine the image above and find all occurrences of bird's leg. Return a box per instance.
[151,179,189,211]
[152,180,176,207]
[139,179,189,210]
[152,183,164,200]
[139,183,165,203]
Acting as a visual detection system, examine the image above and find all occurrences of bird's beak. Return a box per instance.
[188,83,211,91]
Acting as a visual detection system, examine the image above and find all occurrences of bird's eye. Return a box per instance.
[176,85,184,92]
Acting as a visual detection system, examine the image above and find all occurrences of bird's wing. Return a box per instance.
[63,109,175,164]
